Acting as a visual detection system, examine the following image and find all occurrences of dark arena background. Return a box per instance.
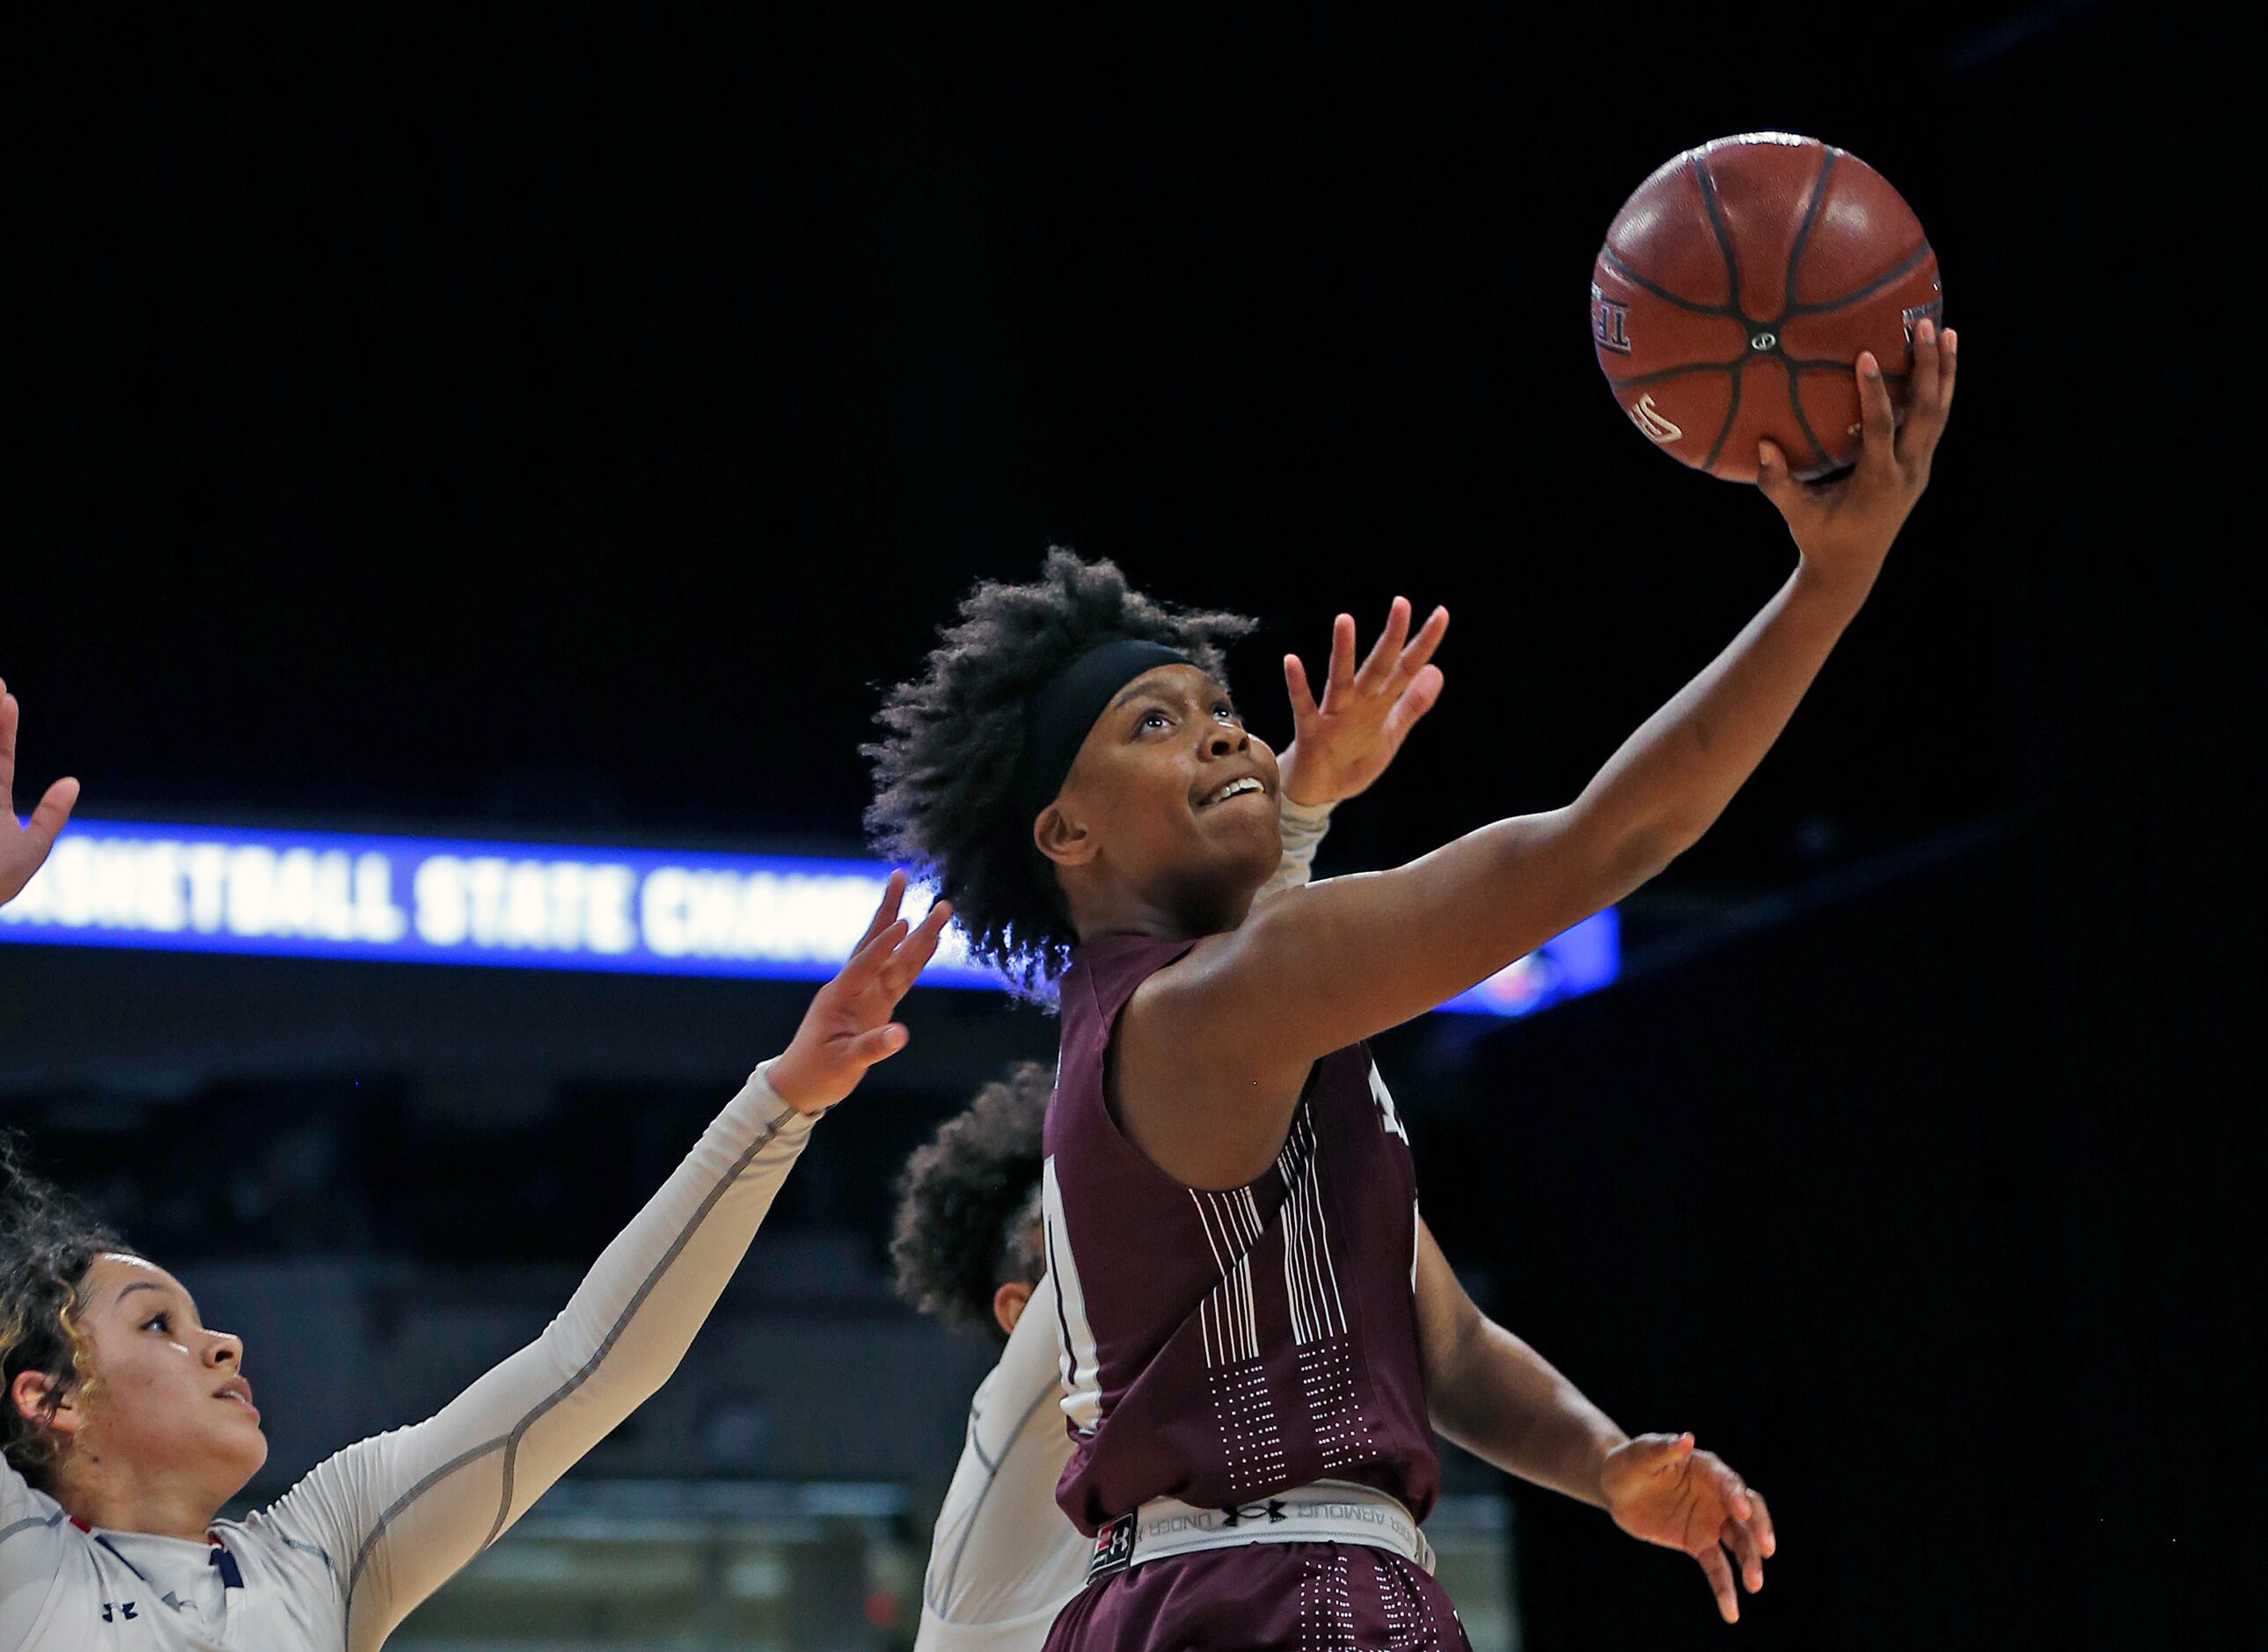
[1,5,2252,1648]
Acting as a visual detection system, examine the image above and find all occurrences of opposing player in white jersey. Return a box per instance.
[892,610,1442,1650]
[3,870,953,1651]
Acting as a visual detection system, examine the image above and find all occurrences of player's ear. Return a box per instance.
[992,1280,1035,1337]
[1033,801,1098,870]
[10,1369,82,1436]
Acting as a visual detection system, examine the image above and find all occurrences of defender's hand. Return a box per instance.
[1277,596,1448,808]
[0,679,79,909]
[1758,320,1958,602]
[766,871,952,1115]
[1602,1430,1776,1625]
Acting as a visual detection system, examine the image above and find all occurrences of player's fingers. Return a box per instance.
[1379,665,1444,746]
[1284,654,1321,730]
[1855,353,1899,479]
[1353,596,1412,694]
[1696,1544,1740,1624]
[1694,1451,1752,1522]
[910,895,954,947]
[847,920,911,984]
[837,919,911,1005]
[881,898,954,997]
[1906,318,1941,414]
[1754,442,1807,522]
[842,1022,910,1070]
[1724,1517,1765,1594]
[855,870,910,954]
[1393,604,1450,683]
[1745,1488,1775,1557]
[25,777,79,846]
[1624,1430,1695,1476]
[1325,612,1358,698]
[0,689,18,797]
[1907,325,1957,468]
[1897,320,1948,467]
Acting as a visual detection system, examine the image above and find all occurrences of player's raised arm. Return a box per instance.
[0,678,80,909]
[259,878,949,1649]
[1144,329,1957,1099]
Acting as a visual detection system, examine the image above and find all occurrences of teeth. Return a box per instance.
[1208,778,1262,804]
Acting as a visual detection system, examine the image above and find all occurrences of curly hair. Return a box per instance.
[1,1131,121,1491]
[889,1061,1054,1341]
[866,549,1255,992]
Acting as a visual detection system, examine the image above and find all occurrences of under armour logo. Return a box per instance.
[1221,1499,1288,1527]
[1086,1516,1138,1582]
[100,1600,140,1622]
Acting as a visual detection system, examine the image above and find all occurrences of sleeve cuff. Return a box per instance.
[744,1059,824,1136]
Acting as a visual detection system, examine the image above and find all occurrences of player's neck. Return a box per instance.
[1067,874,1255,951]
[53,1454,224,1543]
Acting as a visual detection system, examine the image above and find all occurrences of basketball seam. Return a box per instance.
[1783,241,1935,318]
[1781,358,1831,470]
[1703,360,1744,472]
[1689,155,1744,318]
[1780,147,1838,319]
[1595,246,1735,317]
[1785,356,1912,384]
[1604,360,1740,389]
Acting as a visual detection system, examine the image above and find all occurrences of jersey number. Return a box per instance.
[1368,1066,1410,1145]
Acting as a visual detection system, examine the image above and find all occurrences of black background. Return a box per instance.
[3,3,2253,1645]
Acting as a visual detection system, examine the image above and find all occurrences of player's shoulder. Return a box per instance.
[966,1352,1053,1457]
[0,1494,68,1553]
[1,1461,67,1536]
[966,1299,1064,1458]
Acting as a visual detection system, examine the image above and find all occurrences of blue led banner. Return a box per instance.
[0,819,1614,1018]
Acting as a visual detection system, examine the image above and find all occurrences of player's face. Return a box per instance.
[1050,664,1282,930]
[68,1254,268,1495]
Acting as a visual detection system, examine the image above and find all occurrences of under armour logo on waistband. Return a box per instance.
[1221,1499,1288,1527]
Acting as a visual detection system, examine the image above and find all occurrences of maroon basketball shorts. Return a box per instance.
[1043,1543,1470,1652]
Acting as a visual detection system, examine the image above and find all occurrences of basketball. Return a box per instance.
[1590,133,1941,483]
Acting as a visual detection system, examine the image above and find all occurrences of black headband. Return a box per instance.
[1012,638,1192,827]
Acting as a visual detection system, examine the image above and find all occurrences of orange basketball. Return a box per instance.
[1590,133,1942,483]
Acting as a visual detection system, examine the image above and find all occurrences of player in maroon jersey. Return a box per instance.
[866,329,1955,1649]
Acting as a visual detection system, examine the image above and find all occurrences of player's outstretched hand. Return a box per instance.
[1601,1429,1776,1625]
[1277,596,1449,808]
[1757,319,1958,598]
[0,678,80,909]
[765,871,952,1115]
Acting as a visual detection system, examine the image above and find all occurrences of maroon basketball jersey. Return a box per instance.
[1042,932,1439,1534]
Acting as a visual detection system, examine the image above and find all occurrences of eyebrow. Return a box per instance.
[113,1281,174,1307]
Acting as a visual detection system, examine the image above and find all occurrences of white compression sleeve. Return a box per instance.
[252,1064,816,1652]
[1257,797,1334,898]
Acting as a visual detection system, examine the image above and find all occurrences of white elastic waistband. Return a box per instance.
[1085,1481,1434,1583]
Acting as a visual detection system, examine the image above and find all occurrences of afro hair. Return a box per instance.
[865,549,1255,991]
[889,1060,1054,1340]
